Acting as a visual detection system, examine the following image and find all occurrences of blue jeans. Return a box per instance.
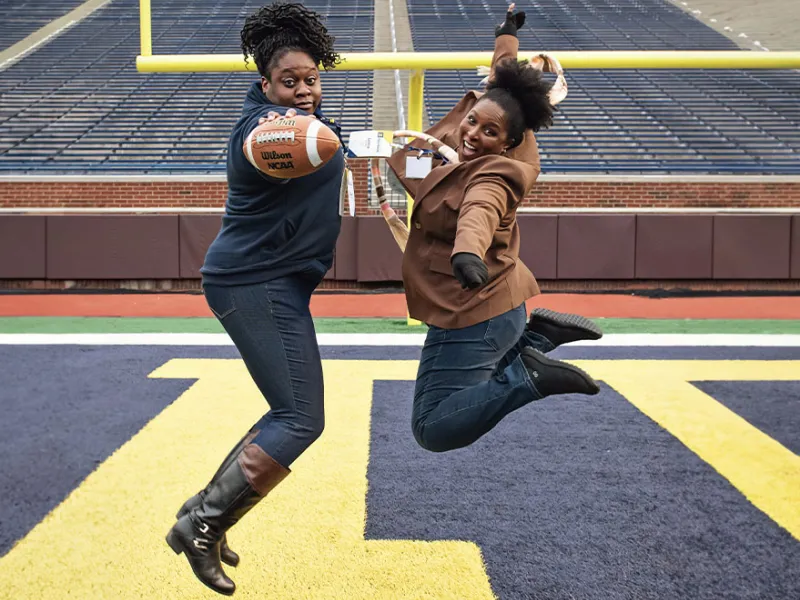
[203,274,324,469]
[413,304,553,453]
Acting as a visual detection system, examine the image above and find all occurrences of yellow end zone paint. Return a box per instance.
[0,359,798,598]
[577,360,800,542]
[0,359,495,599]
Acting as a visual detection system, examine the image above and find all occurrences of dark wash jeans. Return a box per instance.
[203,272,325,469]
[413,304,554,452]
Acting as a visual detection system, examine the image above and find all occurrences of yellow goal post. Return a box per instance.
[135,0,800,325]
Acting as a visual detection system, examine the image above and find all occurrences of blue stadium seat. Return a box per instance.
[409,0,800,173]
[0,0,374,173]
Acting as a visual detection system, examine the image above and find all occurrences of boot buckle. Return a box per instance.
[193,538,210,551]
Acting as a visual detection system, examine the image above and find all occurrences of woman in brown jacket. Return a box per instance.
[387,5,602,453]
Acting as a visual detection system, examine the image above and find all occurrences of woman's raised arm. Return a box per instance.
[490,3,525,76]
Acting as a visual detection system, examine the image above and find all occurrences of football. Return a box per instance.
[243,114,340,179]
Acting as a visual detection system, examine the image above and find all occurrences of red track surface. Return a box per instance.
[0,293,799,319]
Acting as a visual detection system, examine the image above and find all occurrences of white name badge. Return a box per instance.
[406,155,432,179]
[347,130,393,158]
[339,166,356,217]
[346,168,356,217]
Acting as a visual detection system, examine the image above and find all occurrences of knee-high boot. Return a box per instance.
[175,429,259,567]
[166,443,290,596]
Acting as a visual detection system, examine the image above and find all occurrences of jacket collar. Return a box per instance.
[411,154,537,219]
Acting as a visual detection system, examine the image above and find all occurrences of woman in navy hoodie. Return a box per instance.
[165,3,345,595]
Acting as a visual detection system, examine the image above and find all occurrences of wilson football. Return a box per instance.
[243,115,340,179]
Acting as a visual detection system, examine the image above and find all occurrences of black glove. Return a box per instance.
[451,252,489,290]
[495,5,526,38]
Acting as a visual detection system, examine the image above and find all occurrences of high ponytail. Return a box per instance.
[241,2,340,78]
[482,58,556,147]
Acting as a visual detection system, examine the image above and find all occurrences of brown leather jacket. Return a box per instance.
[387,34,541,329]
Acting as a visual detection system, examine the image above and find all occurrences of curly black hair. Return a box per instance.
[482,58,556,147]
[241,2,340,79]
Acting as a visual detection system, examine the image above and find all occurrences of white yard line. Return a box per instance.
[670,0,772,52]
[1,333,800,347]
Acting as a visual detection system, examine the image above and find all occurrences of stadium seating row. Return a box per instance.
[0,0,797,173]
[410,0,800,173]
[0,0,374,172]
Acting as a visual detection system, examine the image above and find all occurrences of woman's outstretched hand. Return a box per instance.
[451,252,489,289]
[495,2,526,38]
[258,108,298,125]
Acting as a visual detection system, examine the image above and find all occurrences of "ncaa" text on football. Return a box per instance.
[267,161,295,170]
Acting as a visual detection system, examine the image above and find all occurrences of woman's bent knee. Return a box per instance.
[296,415,324,444]
[271,411,324,450]
[412,422,450,453]
[309,418,325,443]
[303,412,326,444]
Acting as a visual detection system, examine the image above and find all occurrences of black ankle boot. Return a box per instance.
[521,347,600,397]
[176,430,259,567]
[166,512,235,596]
[527,308,603,348]
[166,443,290,596]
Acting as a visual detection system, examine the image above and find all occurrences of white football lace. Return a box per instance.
[255,131,295,144]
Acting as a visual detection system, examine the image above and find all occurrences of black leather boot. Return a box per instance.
[166,443,290,596]
[176,430,259,567]
[527,308,603,348]
[521,347,600,397]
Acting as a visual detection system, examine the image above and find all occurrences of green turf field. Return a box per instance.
[0,317,799,334]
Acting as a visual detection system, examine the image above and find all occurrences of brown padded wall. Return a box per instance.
[179,215,358,281]
[333,217,358,280]
[0,215,46,278]
[792,216,800,279]
[713,215,791,279]
[4,213,800,283]
[635,215,713,279]
[557,214,636,279]
[518,215,558,280]
[179,215,222,278]
[46,215,180,279]
[356,216,403,281]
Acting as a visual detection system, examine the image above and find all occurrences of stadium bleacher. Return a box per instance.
[0,0,797,174]
[411,0,800,173]
[1,0,86,50]
[0,0,374,173]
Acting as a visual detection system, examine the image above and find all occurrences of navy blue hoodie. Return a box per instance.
[200,82,345,285]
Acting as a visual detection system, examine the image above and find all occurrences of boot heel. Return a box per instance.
[166,530,183,555]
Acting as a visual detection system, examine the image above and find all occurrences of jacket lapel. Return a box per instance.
[411,162,460,218]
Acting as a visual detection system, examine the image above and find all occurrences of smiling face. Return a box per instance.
[457,98,511,161]
[261,50,322,114]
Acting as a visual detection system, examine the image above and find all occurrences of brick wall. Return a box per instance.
[0,181,228,209]
[1,162,798,211]
[524,181,800,209]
